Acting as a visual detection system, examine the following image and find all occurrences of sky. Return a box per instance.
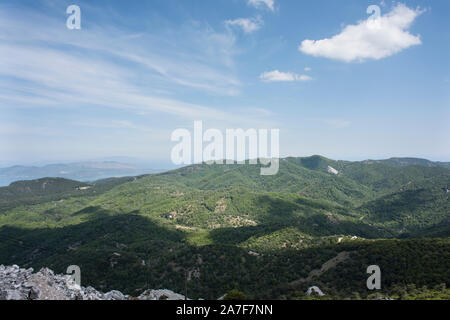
[0,0,449,166]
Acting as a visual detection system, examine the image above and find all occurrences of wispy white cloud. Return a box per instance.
[323,119,352,129]
[260,70,312,82]
[299,4,424,62]
[0,123,63,136]
[225,16,263,34]
[0,43,232,119]
[73,120,165,134]
[0,4,243,122]
[247,0,275,12]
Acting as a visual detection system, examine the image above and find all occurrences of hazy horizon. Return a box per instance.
[1,153,450,169]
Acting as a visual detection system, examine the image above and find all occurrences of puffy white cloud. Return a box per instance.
[247,0,275,11]
[260,70,312,82]
[225,17,263,33]
[304,67,312,72]
[299,4,424,62]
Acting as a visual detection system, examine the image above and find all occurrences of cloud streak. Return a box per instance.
[260,70,312,82]
[247,0,275,11]
[0,4,243,122]
[225,17,263,34]
[323,119,352,129]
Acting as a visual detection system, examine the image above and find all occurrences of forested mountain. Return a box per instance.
[0,156,448,299]
[374,158,450,169]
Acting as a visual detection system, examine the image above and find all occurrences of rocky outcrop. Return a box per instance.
[306,286,325,296]
[0,265,186,300]
[137,289,186,300]
[327,166,339,175]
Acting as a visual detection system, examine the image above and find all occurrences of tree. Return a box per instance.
[223,289,246,300]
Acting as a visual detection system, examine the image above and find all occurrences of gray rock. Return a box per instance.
[104,290,126,300]
[138,289,186,300]
[1,289,26,300]
[0,264,187,300]
[28,287,41,300]
[306,286,325,296]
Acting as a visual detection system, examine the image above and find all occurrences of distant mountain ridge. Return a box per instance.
[1,156,448,187]
[369,157,450,169]
[0,161,161,186]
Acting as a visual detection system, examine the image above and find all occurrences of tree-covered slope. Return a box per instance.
[0,155,448,299]
[0,176,141,211]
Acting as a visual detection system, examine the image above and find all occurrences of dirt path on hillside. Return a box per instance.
[289,251,351,287]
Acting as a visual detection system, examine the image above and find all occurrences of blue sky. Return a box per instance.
[0,0,449,166]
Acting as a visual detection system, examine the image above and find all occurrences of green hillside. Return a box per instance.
[0,156,449,299]
[375,157,450,169]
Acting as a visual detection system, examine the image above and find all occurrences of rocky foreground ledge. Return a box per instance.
[0,265,186,300]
